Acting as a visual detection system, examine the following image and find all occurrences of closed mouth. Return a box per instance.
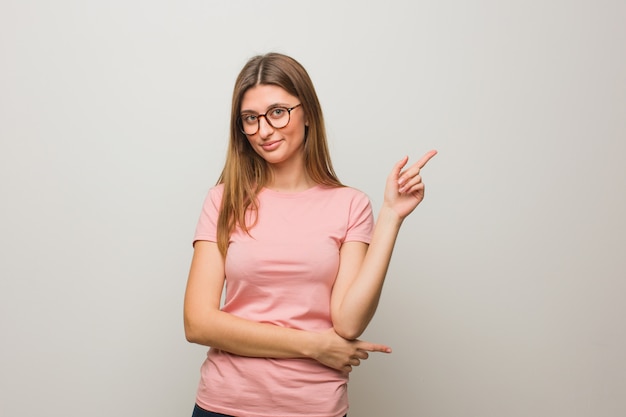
[261,140,282,148]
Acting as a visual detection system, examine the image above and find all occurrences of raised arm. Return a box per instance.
[184,240,391,372]
[331,150,437,340]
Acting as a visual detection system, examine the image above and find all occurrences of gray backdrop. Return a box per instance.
[1,1,625,416]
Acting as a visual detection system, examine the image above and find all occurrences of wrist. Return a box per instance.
[378,204,404,227]
[300,330,321,360]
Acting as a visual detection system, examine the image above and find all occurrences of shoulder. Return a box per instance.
[209,183,225,196]
[316,185,371,204]
[206,183,225,201]
[311,186,372,217]
[198,184,225,212]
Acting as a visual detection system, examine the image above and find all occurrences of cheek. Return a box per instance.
[286,119,307,138]
[244,136,263,155]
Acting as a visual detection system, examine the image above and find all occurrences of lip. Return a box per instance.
[260,139,283,151]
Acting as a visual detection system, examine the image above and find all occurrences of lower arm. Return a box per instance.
[185,309,319,359]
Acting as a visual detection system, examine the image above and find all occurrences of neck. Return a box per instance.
[267,158,315,193]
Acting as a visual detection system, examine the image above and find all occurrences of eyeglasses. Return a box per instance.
[238,103,302,135]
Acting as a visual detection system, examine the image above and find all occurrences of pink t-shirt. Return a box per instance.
[193,184,374,417]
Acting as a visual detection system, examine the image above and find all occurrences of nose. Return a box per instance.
[257,115,274,138]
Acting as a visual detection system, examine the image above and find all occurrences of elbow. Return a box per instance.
[184,305,222,345]
[184,321,197,344]
[184,315,206,344]
[332,308,370,340]
[333,322,365,341]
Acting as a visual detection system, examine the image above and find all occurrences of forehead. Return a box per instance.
[240,84,298,112]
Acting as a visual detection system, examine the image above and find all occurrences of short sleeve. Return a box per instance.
[344,190,374,244]
[193,185,224,245]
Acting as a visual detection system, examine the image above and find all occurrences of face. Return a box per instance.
[240,84,307,168]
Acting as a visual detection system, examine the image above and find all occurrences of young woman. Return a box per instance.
[184,52,437,417]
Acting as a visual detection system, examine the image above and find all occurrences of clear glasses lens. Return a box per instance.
[240,107,291,135]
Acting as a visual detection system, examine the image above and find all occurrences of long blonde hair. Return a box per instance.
[216,53,342,256]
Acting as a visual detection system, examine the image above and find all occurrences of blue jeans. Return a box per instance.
[192,404,232,417]
[192,404,347,417]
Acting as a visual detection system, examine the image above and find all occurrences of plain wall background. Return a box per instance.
[1,1,625,416]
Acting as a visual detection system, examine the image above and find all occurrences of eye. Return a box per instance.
[268,107,287,119]
[241,114,257,124]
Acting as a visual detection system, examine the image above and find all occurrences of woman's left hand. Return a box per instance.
[383,150,437,219]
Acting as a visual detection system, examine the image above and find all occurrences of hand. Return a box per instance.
[383,150,437,219]
[312,329,392,373]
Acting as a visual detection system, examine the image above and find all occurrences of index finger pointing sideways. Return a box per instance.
[415,149,438,169]
[358,342,392,354]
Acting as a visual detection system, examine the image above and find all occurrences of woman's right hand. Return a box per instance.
[312,328,392,373]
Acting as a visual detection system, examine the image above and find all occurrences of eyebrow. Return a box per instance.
[240,103,291,114]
